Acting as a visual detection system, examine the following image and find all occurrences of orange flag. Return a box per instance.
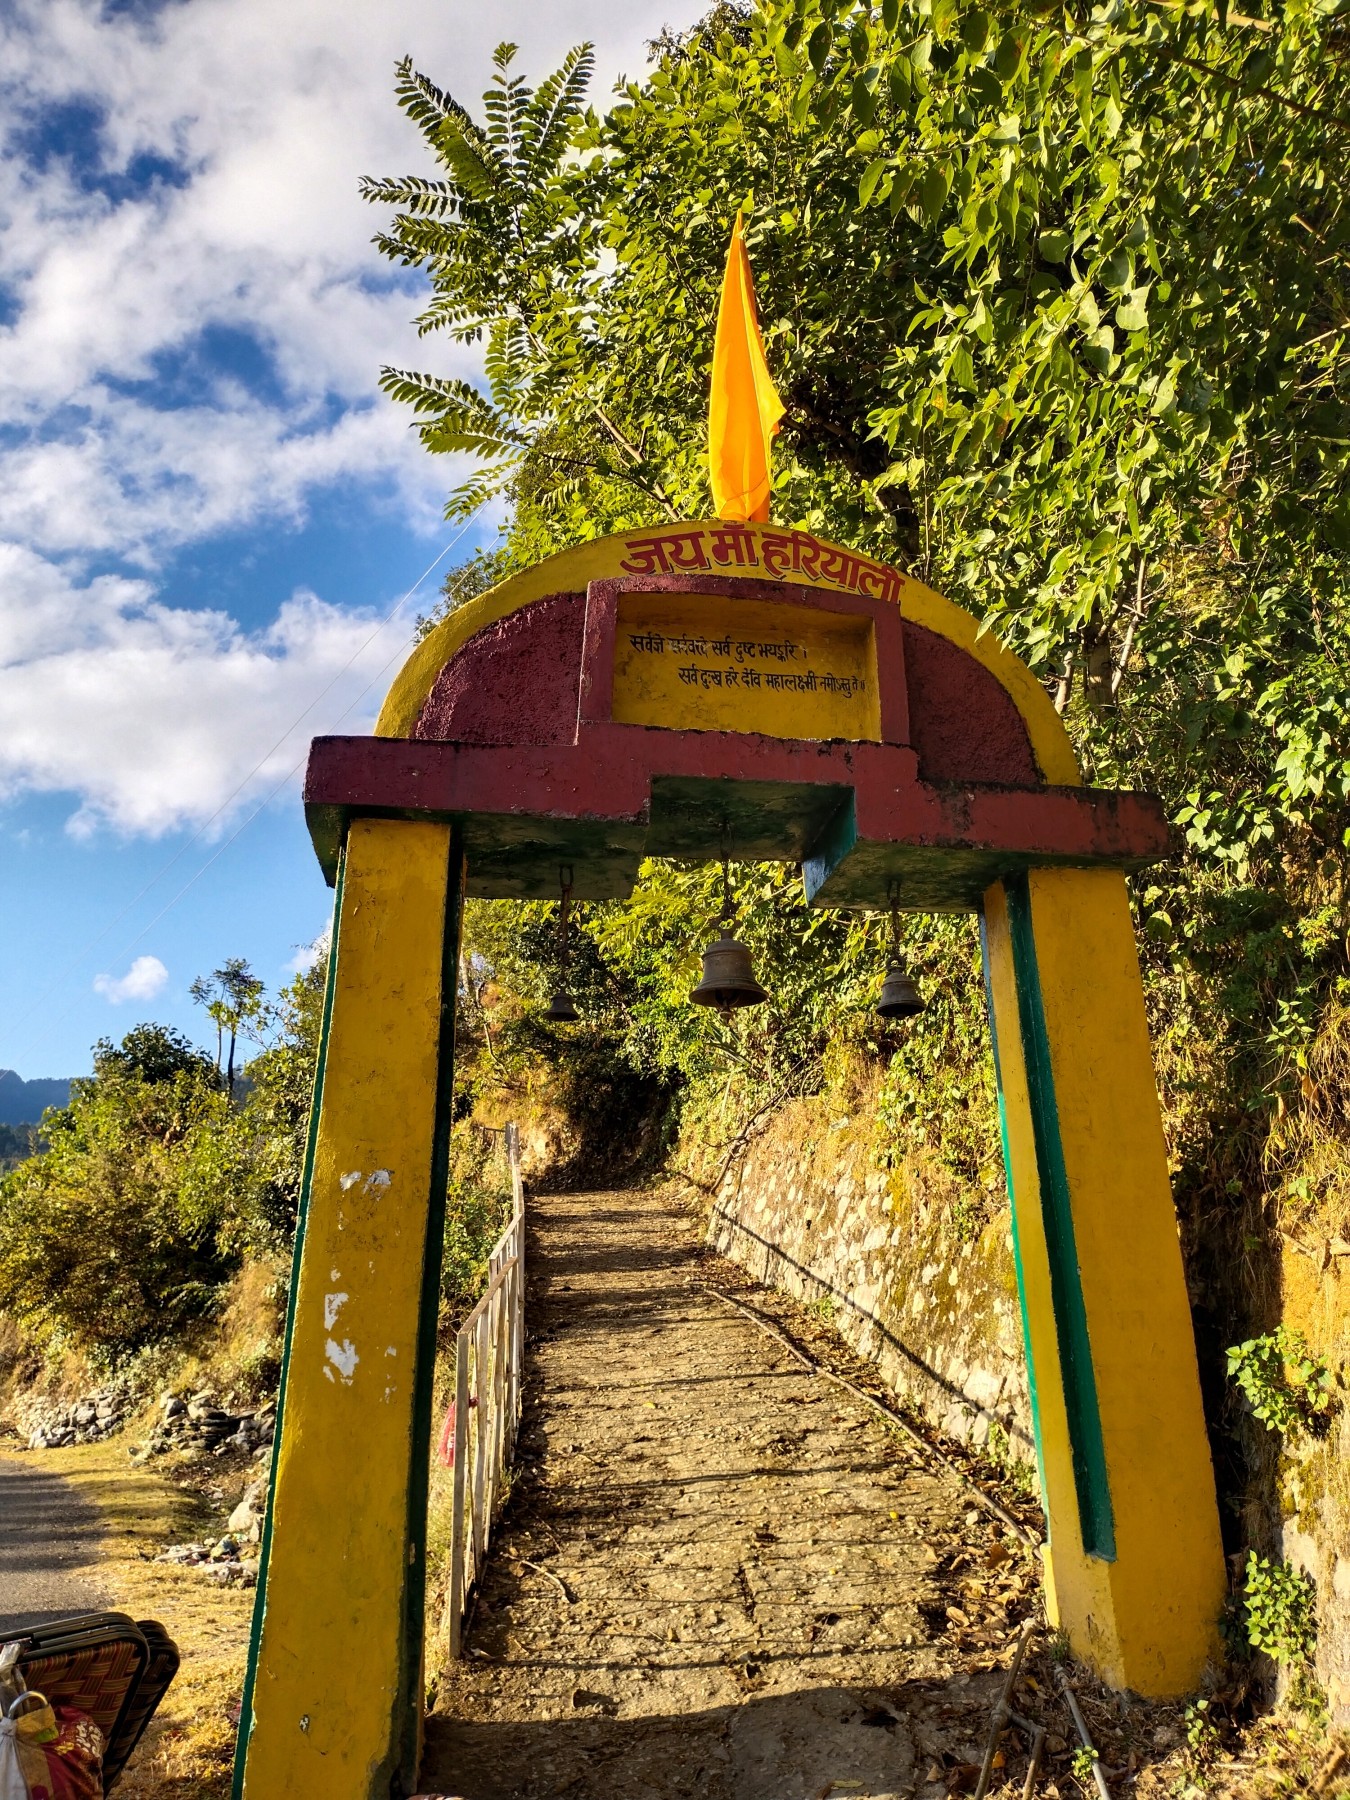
[708,213,785,523]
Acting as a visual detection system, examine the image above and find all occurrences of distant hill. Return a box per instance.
[0,1070,72,1125]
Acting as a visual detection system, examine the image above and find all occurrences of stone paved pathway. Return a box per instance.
[424,1185,994,1800]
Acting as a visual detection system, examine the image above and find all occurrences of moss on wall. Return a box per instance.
[1275,1247,1350,1719]
[696,1076,1350,1721]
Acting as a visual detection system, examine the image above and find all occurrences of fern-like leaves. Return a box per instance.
[520,44,596,183]
[391,56,505,203]
[368,42,604,516]
[443,463,517,523]
[483,318,532,407]
[378,368,528,458]
[414,295,486,342]
[391,61,474,151]
[358,175,458,219]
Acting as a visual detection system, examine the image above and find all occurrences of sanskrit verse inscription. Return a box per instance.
[611,593,879,742]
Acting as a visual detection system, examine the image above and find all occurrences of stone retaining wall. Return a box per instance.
[704,1100,1350,1720]
[704,1098,1037,1482]
[1276,1248,1350,1720]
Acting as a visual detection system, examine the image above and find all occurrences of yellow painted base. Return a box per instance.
[239,818,457,1798]
[985,870,1226,1696]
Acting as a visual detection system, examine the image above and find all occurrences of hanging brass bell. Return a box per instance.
[690,934,768,1013]
[877,959,924,1020]
[544,988,579,1023]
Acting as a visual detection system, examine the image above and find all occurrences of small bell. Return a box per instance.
[545,866,579,1024]
[876,884,925,1021]
[691,934,769,1013]
[877,959,923,1020]
[691,854,769,1015]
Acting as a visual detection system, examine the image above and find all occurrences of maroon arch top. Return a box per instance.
[305,569,1168,909]
[414,589,1042,789]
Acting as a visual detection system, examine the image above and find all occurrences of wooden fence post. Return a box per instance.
[472,1308,490,1577]
[439,1136,527,1661]
[446,1334,470,1661]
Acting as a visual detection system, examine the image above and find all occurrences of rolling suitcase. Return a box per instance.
[3,1612,178,1792]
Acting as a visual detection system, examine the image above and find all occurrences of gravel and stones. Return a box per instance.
[24,1389,127,1449]
[423,1185,1037,1800]
[133,1392,276,1462]
[156,1533,259,1586]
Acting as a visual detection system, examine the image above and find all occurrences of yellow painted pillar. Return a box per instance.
[234,817,463,1799]
[982,868,1225,1696]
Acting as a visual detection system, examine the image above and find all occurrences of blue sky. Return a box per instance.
[0,0,701,1080]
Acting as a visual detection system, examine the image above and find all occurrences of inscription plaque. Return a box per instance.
[611,592,879,742]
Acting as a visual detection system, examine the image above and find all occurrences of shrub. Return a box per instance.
[1226,1328,1336,1436]
[440,1124,514,1324]
[0,979,325,1365]
[1242,1553,1317,1667]
[0,1035,241,1358]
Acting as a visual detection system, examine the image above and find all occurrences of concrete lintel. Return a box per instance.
[303,731,1172,900]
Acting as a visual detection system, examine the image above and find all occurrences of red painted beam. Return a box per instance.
[304,725,1170,886]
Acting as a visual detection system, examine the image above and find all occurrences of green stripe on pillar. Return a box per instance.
[1004,873,1115,1561]
[979,913,1050,1518]
[397,825,466,1788]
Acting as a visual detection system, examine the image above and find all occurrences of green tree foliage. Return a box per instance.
[191,956,267,1097]
[458,863,999,1203]
[94,1023,214,1086]
[440,1124,516,1320]
[458,896,686,1186]
[371,2,1349,861]
[0,1027,235,1357]
[605,868,1000,1193]
[587,860,887,1094]
[0,1124,38,1174]
[227,958,329,1253]
[370,3,1350,1250]
[0,965,327,1362]
[360,40,692,526]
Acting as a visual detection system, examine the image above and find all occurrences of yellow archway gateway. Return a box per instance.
[232,521,1226,1800]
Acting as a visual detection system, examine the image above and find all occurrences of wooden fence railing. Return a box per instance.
[442,1122,525,1657]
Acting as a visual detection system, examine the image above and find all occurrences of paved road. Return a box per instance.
[0,1453,110,1635]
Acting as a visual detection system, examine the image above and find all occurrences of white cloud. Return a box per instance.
[286,922,332,977]
[0,542,416,836]
[0,0,699,836]
[0,0,697,566]
[94,953,168,1004]
[0,387,448,564]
